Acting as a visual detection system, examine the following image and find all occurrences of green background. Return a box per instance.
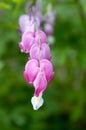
[0,0,86,130]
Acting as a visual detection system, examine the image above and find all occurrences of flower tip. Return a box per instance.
[33,105,39,111]
[31,93,44,110]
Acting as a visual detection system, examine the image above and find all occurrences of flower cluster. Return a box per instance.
[44,4,56,44]
[18,1,54,110]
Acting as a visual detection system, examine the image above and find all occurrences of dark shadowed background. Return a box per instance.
[0,0,86,130]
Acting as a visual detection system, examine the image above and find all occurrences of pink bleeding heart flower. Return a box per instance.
[40,59,54,82]
[35,30,47,44]
[33,71,47,97]
[24,59,39,84]
[44,23,53,35]
[45,10,56,25]
[30,43,51,60]
[19,31,35,53]
[19,14,35,33]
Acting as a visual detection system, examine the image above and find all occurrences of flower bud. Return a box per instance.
[44,23,53,35]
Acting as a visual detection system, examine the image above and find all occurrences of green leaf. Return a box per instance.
[12,0,22,4]
[0,2,11,10]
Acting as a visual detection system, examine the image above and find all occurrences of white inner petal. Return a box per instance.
[31,93,44,110]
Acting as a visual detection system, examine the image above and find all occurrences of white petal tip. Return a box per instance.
[31,93,44,110]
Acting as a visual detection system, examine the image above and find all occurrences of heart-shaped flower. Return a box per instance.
[30,43,51,60]
[19,31,34,53]
[35,30,47,44]
[19,14,35,33]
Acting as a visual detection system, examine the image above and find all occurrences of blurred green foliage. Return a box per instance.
[0,0,86,130]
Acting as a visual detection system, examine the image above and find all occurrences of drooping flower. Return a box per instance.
[19,15,35,33]
[30,43,51,60]
[19,30,47,53]
[31,71,47,110]
[31,59,54,110]
[35,30,47,44]
[19,31,34,53]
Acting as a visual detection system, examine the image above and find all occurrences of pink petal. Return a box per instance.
[35,30,47,44]
[19,14,35,33]
[21,31,35,52]
[19,42,24,52]
[33,71,47,97]
[24,59,39,83]
[30,43,51,60]
[40,59,54,82]
[24,71,30,83]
